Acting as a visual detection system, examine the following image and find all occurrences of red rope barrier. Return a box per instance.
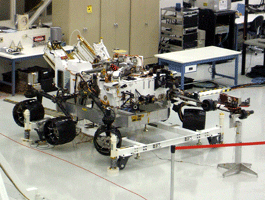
[175,141,265,150]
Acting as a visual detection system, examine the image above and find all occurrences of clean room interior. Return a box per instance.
[0,1,265,200]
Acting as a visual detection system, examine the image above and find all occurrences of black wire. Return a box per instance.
[193,81,219,89]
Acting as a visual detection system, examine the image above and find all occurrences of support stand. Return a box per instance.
[22,109,33,144]
[107,134,119,176]
[218,115,258,177]
[170,145,175,200]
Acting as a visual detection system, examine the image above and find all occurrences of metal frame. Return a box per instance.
[108,114,223,170]
[116,125,221,158]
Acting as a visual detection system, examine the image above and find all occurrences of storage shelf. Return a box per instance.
[159,7,198,53]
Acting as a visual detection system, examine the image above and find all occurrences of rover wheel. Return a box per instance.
[93,125,122,156]
[13,99,44,127]
[44,117,76,145]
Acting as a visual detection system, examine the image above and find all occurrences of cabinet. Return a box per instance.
[52,0,101,46]
[52,0,159,64]
[100,0,130,55]
[159,7,199,52]
[130,0,160,63]
[198,9,236,49]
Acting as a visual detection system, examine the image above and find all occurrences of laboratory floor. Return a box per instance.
[0,51,265,200]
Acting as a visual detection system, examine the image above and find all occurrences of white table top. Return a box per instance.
[154,46,241,64]
[235,13,265,25]
[0,45,73,60]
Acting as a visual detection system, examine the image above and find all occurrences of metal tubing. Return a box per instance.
[235,56,239,85]
[174,141,265,150]
[28,0,52,26]
[219,113,225,143]
[181,65,185,90]
[11,60,15,96]
[235,121,242,163]
[211,62,216,80]
[170,145,175,200]
[11,0,16,25]
[116,126,221,157]
[110,134,118,159]
[23,109,31,139]
[241,1,248,75]
[214,73,235,80]
[82,67,104,74]
[263,49,265,66]
[217,116,258,177]
[110,134,118,169]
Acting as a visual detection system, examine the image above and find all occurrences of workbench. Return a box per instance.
[154,46,241,90]
[0,45,73,95]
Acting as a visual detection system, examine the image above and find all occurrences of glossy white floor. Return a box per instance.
[0,51,265,200]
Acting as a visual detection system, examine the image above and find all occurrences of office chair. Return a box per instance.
[247,15,264,54]
[248,15,264,36]
[260,20,265,38]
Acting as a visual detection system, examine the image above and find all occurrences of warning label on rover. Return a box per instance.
[33,35,46,43]
[131,114,144,122]
[33,35,46,47]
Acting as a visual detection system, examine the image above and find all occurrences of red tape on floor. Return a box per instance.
[175,141,265,150]
[0,132,147,200]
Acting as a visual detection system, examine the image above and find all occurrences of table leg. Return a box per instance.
[241,43,247,75]
[158,59,162,65]
[234,55,238,86]
[11,60,16,96]
[211,62,216,80]
[263,49,265,66]
[235,24,238,50]
[181,65,185,90]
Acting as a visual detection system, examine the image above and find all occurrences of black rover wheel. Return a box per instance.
[93,125,122,156]
[13,99,44,127]
[44,117,76,145]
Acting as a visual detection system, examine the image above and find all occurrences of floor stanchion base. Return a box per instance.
[217,163,258,177]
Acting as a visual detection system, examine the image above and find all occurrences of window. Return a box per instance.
[0,0,52,28]
[0,0,16,27]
